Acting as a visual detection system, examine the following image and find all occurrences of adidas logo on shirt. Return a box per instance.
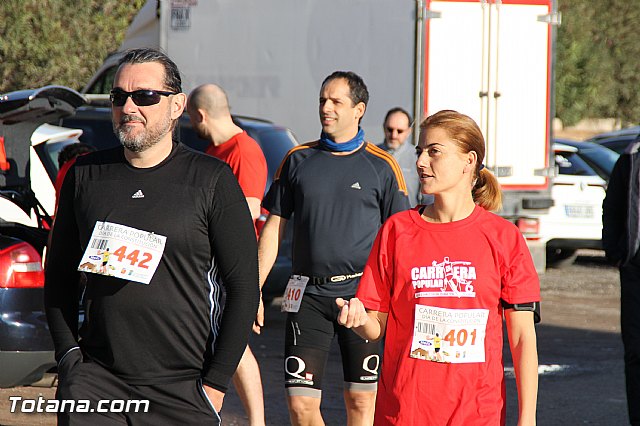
[131,190,145,199]
[351,182,362,190]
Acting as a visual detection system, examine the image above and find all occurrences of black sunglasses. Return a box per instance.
[386,127,409,134]
[110,89,178,107]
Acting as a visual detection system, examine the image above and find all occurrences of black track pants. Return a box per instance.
[56,355,221,426]
[621,263,640,425]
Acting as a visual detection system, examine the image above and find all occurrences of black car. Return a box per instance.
[0,86,85,387]
[553,138,620,183]
[587,126,640,154]
[58,101,296,302]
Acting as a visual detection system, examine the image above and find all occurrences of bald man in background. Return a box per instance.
[188,84,268,426]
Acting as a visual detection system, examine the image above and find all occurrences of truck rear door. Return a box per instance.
[425,0,554,198]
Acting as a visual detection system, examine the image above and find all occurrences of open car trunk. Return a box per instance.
[0,86,85,230]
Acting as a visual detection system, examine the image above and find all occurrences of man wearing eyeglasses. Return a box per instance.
[378,107,422,207]
[45,48,259,425]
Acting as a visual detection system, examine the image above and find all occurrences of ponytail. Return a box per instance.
[473,168,502,212]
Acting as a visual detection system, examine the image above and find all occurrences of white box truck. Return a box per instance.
[84,0,559,270]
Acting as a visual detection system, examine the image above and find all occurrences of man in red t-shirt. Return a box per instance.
[188,84,268,426]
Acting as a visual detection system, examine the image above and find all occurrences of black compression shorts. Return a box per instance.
[284,293,379,397]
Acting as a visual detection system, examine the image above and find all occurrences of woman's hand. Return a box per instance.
[336,297,369,328]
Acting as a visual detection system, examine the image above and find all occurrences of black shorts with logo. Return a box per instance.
[284,293,380,397]
[56,349,221,426]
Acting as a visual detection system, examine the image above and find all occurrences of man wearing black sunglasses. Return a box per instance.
[45,48,259,425]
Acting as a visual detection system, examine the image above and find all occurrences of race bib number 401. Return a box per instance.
[409,305,489,364]
[77,221,167,285]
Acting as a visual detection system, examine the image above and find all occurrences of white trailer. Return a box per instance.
[84,0,559,269]
[422,0,559,270]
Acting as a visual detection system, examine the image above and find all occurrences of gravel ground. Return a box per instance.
[540,250,620,333]
[521,250,626,425]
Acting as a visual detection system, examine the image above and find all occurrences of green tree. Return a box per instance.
[0,0,144,93]
[557,0,640,126]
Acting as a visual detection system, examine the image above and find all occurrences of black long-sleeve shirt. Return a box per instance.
[45,142,259,392]
[602,144,640,267]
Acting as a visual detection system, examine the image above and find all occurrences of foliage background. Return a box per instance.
[0,0,144,93]
[0,0,638,127]
[557,0,640,126]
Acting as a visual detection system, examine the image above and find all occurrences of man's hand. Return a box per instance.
[252,294,265,334]
[336,297,369,328]
[202,384,225,412]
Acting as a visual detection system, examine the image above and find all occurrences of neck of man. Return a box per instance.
[386,140,402,150]
[331,127,359,143]
[124,134,174,168]
[211,120,243,146]
[328,127,363,156]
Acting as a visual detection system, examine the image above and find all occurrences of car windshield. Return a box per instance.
[575,145,619,179]
[62,110,120,151]
[248,127,297,180]
[599,138,635,155]
[555,151,597,177]
[85,65,118,95]
[178,125,208,152]
[33,139,78,183]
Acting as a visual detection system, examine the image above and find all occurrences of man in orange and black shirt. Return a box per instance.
[257,71,409,425]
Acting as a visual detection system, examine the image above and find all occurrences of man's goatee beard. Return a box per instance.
[114,113,172,153]
[118,130,157,152]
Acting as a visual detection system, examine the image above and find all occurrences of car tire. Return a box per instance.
[29,372,58,387]
[546,248,578,268]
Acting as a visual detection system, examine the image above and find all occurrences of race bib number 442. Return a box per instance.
[409,305,489,364]
[77,221,167,285]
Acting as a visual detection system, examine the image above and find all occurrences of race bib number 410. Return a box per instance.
[281,275,309,313]
[409,305,489,364]
[77,221,167,285]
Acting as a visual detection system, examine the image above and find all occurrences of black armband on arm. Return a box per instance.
[501,300,541,324]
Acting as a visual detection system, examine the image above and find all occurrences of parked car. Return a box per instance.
[0,86,84,387]
[587,126,640,154]
[553,138,620,183]
[541,140,619,267]
[57,99,297,302]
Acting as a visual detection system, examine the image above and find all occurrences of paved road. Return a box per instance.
[0,250,627,425]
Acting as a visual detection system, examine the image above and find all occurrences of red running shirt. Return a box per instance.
[205,131,267,200]
[54,157,77,216]
[356,205,540,425]
[206,131,267,237]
